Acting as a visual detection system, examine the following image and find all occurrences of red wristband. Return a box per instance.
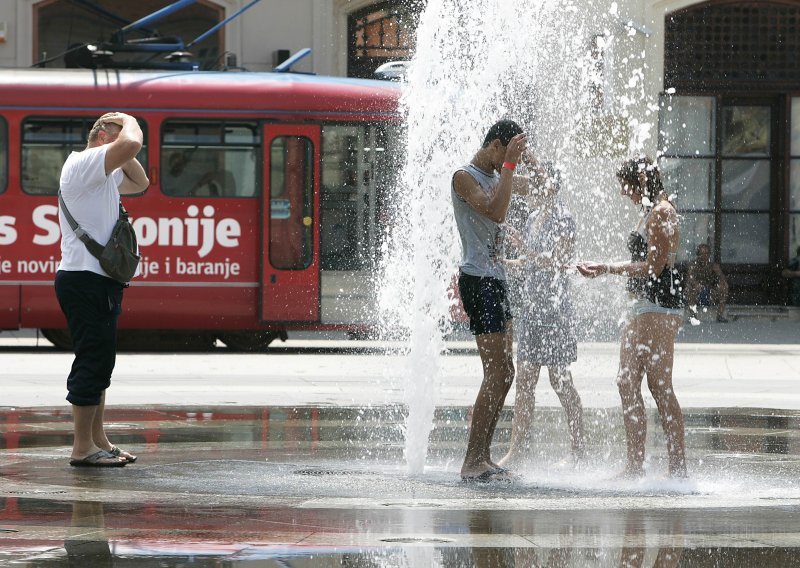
[502,161,516,171]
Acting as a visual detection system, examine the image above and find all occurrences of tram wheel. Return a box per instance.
[218,330,287,352]
[40,329,73,350]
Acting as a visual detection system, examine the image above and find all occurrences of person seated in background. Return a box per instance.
[686,243,729,323]
[193,169,236,197]
[162,150,234,197]
[782,245,800,307]
[161,151,200,196]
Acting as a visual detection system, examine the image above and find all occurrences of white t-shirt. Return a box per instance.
[57,145,124,276]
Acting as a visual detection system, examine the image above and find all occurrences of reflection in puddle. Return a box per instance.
[2,405,799,460]
[2,406,800,566]
[2,497,800,566]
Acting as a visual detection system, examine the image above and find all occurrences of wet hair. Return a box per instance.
[616,156,664,204]
[696,243,711,254]
[482,119,523,147]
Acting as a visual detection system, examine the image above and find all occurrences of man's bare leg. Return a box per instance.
[91,391,110,449]
[484,321,515,468]
[71,404,122,465]
[498,360,540,468]
[91,391,136,462]
[461,327,514,478]
[72,404,100,459]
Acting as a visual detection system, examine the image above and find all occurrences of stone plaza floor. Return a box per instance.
[1,319,799,566]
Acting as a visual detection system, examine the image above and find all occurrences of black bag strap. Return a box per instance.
[58,190,107,259]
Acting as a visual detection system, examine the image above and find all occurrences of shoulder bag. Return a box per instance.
[58,191,140,284]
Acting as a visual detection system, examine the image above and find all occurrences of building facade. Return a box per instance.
[0,0,418,77]
[642,0,800,305]
[0,0,797,305]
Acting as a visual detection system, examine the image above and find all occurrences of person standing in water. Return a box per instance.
[577,156,686,478]
[55,112,149,467]
[499,162,584,469]
[452,119,528,482]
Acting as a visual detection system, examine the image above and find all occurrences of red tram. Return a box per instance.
[0,69,402,349]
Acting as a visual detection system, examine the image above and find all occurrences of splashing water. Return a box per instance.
[380,0,656,474]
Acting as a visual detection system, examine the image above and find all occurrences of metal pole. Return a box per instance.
[120,0,197,34]
[187,0,263,48]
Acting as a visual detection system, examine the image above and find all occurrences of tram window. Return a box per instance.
[320,123,403,270]
[161,121,258,198]
[0,118,6,194]
[21,117,147,196]
[269,136,313,270]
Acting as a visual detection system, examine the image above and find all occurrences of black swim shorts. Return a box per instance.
[457,271,512,336]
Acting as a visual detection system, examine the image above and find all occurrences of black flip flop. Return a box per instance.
[69,450,126,468]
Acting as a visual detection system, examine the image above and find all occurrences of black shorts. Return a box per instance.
[458,271,512,336]
[54,270,124,406]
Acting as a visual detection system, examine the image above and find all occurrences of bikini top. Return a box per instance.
[626,207,682,307]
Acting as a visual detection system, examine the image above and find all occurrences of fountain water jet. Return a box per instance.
[380,0,653,474]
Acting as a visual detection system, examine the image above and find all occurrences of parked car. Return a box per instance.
[374,61,409,81]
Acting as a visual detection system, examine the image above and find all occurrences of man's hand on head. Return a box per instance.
[98,112,131,128]
[504,133,527,164]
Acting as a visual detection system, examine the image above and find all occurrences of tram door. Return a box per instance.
[261,125,321,322]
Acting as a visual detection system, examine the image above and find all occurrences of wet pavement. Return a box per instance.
[1,403,800,566]
[2,326,800,566]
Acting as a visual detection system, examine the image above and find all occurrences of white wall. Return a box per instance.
[239,0,315,72]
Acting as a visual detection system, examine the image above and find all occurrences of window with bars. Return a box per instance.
[665,2,800,88]
[347,1,421,78]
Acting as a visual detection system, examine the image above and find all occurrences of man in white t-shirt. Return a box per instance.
[54,112,149,467]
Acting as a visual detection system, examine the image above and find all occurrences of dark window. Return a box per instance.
[161,121,259,198]
[269,136,314,270]
[665,3,800,89]
[347,1,422,78]
[21,117,147,196]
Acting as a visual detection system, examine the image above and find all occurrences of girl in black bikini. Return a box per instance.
[577,157,687,478]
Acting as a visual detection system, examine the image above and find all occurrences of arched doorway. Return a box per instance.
[33,0,224,70]
[660,0,800,305]
[347,1,422,78]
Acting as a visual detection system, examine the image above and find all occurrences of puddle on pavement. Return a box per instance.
[1,405,799,458]
[1,498,800,566]
[7,545,799,567]
[2,406,800,566]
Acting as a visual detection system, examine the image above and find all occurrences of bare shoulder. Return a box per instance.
[452,169,478,198]
[649,201,678,225]
[646,201,679,239]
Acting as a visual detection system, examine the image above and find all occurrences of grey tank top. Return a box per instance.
[451,163,506,280]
